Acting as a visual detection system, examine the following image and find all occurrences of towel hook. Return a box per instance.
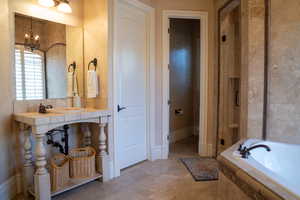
[88,58,98,71]
[68,61,76,73]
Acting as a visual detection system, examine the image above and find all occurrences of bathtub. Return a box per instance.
[220,139,300,200]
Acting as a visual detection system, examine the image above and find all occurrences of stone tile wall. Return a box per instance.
[267,0,300,144]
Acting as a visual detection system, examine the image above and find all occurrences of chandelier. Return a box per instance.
[24,17,40,52]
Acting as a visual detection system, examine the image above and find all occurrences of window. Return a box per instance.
[15,45,46,100]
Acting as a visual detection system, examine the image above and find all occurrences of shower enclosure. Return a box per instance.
[217,0,243,154]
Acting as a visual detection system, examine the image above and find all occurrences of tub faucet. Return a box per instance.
[239,144,271,159]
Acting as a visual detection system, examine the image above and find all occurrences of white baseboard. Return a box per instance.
[150,146,163,161]
[161,145,169,159]
[108,159,115,179]
[169,126,194,143]
[199,143,214,157]
[0,175,18,200]
[149,145,170,160]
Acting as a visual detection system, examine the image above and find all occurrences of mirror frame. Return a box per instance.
[13,12,84,101]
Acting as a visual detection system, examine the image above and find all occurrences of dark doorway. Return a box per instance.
[168,18,201,158]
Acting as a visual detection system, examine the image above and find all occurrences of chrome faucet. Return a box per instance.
[38,104,53,114]
[238,144,271,159]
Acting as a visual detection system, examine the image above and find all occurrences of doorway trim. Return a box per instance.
[162,10,209,158]
[109,0,156,177]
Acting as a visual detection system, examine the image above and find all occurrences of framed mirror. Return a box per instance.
[14,13,84,100]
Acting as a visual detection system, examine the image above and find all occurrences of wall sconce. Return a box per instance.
[38,0,72,13]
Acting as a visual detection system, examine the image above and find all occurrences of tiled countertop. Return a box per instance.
[14,108,111,126]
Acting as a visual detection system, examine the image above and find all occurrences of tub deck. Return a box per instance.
[218,139,300,200]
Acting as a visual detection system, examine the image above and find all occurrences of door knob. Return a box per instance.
[117,105,126,112]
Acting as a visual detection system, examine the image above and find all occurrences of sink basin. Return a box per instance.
[49,107,85,114]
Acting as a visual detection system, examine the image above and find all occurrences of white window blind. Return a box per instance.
[15,45,46,100]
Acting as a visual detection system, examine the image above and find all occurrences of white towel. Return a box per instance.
[73,72,79,96]
[67,72,79,97]
[67,72,73,97]
[87,70,99,98]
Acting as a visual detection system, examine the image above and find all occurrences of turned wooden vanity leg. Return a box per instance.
[97,116,110,181]
[34,133,51,200]
[22,125,34,198]
[99,122,107,156]
[81,124,92,147]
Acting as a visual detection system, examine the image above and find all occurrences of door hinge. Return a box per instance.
[167,135,170,140]
[168,100,171,105]
[168,64,170,70]
[168,28,170,34]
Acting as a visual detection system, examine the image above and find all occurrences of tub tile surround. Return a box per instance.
[218,172,252,200]
[266,0,300,145]
[247,0,266,139]
[218,140,299,200]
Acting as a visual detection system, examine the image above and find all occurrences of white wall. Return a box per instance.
[0,0,15,186]
[9,0,83,26]
[152,0,216,153]
[0,0,216,195]
[82,0,216,160]
[0,0,83,195]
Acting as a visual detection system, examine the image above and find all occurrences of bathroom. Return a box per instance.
[0,0,299,199]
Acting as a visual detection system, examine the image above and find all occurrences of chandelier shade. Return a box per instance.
[57,0,72,13]
[38,0,72,13]
[38,0,55,7]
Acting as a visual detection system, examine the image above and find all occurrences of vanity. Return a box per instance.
[14,108,111,200]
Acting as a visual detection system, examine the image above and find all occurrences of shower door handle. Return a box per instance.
[235,91,240,107]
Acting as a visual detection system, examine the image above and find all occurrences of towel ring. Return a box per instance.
[88,58,98,71]
[68,62,76,73]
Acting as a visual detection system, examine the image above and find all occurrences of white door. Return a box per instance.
[115,1,148,169]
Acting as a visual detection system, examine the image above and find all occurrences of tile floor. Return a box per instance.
[169,136,199,158]
[37,137,218,200]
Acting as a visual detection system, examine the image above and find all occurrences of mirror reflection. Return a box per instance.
[14,14,83,100]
